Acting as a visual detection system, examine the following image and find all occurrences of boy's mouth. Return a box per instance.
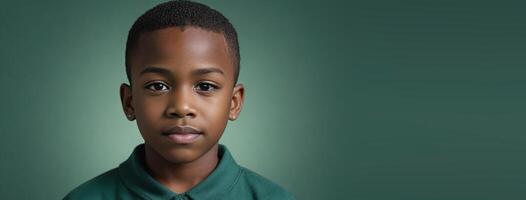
[162,125,203,144]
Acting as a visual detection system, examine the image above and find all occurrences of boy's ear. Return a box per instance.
[120,83,135,121]
[229,84,245,121]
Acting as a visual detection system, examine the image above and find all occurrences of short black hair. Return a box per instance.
[125,0,240,84]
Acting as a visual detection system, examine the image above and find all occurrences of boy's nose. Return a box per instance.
[165,88,196,119]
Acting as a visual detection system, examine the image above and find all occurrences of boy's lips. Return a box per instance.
[162,125,203,144]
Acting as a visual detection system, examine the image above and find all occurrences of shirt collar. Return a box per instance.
[118,143,242,199]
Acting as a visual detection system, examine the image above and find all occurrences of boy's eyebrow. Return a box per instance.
[191,67,224,76]
[139,66,224,76]
[140,66,171,76]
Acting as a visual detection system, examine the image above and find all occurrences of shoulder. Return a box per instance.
[63,168,121,200]
[238,167,296,200]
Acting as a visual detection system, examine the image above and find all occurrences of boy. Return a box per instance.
[63,0,295,199]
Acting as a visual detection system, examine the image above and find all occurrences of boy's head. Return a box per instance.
[119,0,244,164]
[125,0,240,85]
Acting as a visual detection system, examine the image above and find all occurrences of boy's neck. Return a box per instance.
[143,144,220,194]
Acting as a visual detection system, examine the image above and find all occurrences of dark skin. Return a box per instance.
[119,27,244,193]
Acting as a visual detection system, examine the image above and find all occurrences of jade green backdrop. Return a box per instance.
[1,0,525,199]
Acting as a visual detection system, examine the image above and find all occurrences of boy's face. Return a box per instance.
[119,27,244,163]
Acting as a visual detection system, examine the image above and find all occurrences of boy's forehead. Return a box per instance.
[131,27,234,76]
[139,27,227,53]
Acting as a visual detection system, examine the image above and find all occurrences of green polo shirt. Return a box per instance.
[63,144,295,200]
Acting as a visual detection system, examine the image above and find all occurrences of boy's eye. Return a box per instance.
[195,82,218,92]
[146,82,169,91]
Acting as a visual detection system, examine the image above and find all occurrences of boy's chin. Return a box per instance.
[159,145,207,164]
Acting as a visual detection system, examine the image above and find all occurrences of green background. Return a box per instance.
[1,0,525,199]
